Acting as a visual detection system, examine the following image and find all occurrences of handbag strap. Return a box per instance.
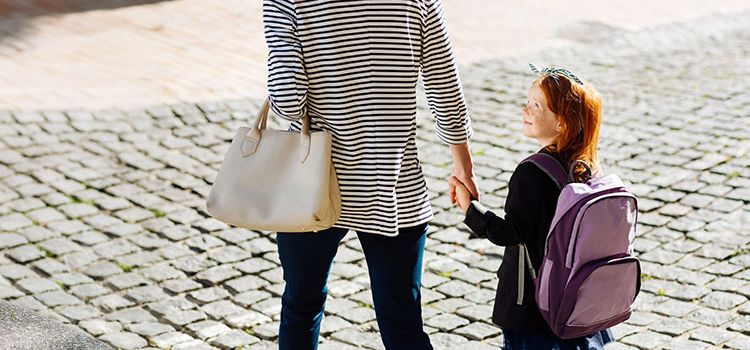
[241,98,313,163]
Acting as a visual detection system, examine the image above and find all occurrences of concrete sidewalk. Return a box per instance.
[1,0,749,111]
[0,300,112,349]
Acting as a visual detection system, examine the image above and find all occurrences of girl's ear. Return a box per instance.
[555,115,562,132]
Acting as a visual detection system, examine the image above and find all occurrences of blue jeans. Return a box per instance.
[502,328,614,350]
[276,223,433,350]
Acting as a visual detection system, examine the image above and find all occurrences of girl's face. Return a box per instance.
[522,83,560,147]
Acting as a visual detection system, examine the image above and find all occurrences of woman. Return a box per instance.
[262,1,477,349]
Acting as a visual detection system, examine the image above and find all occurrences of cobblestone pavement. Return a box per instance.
[1,11,750,350]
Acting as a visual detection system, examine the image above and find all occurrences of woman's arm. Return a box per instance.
[420,0,473,145]
[450,143,479,202]
[262,0,308,121]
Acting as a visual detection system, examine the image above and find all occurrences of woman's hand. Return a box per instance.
[449,176,473,214]
[449,143,480,204]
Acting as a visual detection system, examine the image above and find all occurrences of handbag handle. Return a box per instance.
[241,98,312,163]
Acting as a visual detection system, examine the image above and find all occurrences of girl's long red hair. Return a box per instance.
[534,74,602,182]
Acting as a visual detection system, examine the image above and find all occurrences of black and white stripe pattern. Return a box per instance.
[263,0,473,236]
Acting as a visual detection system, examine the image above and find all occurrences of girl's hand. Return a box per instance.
[449,176,472,213]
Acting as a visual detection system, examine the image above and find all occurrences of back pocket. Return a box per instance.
[537,258,554,311]
[563,256,640,327]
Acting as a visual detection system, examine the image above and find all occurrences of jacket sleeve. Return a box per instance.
[420,0,473,145]
[463,162,550,246]
[263,0,308,121]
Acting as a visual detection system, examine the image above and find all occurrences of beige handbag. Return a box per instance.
[206,99,341,232]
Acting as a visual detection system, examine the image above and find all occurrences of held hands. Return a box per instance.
[449,175,474,214]
[447,143,479,214]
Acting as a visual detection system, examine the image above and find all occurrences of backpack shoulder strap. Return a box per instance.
[515,153,566,306]
[521,153,568,189]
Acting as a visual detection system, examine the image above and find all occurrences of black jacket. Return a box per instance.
[463,149,563,334]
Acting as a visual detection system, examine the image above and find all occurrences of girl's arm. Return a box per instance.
[460,162,551,246]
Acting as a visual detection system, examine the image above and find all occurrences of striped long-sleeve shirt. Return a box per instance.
[263,0,473,236]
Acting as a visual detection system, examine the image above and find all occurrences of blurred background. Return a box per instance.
[1,0,749,111]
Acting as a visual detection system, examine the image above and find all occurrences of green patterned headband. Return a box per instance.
[528,63,585,133]
[529,63,584,86]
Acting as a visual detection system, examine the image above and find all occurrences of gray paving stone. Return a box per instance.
[431,298,473,313]
[320,315,352,335]
[318,340,359,350]
[456,304,494,322]
[435,279,476,298]
[700,291,748,310]
[330,328,384,350]
[195,265,241,285]
[139,263,185,282]
[199,300,244,319]
[91,294,135,312]
[69,283,110,300]
[171,339,215,350]
[99,332,148,350]
[224,310,271,329]
[51,272,95,288]
[164,310,207,327]
[661,338,711,350]
[104,307,157,324]
[0,213,34,231]
[56,304,103,321]
[246,322,278,340]
[233,258,276,275]
[327,279,365,298]
[157,244,195,260]
[17,225,58,243]
[453,322,501,341]
[83,261,124,279]
[172,255,218,275]
[78,319,123,337]
[106,273,148,290]
[6,245,46,263]
[35,290,82,307]
[724,334,750,350]
[126,322,176,337]
[0,233,28,249]
[125,285,169,304]
[207,245,251,264]
[240,238,279,256]
[430,332,469,349]
[16,277,62,294]
[620,330,671,349]
[71,231,111,246]
[209,330,260,348]
[689,326,738,345]
[147,297,198,316]
[728,315,750,334]
[647,318,699,336]
[686,307,737,327]
[163,278,204,294]
[189,287,231,304]
[425,313,470,332]
[149,331,194,348]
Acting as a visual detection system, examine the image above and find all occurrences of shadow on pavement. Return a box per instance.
[0,0,172,18]
[0,0,173,43]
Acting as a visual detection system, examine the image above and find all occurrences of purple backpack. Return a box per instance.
[519,153,641,339]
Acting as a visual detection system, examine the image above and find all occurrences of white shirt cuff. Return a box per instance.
[471,200,489,215]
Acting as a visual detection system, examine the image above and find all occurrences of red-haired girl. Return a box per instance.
[451,64,615,349]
